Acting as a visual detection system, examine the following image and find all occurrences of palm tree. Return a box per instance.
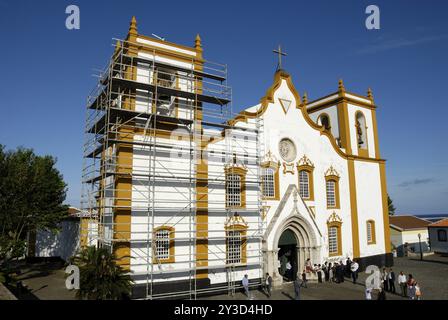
[70,246,132,300]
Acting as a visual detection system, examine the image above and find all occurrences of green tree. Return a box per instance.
[71,246,132,300]
[388,194,396,216]
[0,145,68,269]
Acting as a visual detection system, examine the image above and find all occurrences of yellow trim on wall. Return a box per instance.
[371,109,381,159]
[379,162,391,253]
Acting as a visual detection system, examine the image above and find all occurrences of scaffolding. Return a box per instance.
[80,36,266,299]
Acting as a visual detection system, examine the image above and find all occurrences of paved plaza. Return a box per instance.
[7,255,448,300]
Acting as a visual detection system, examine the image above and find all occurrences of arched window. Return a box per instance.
[355,111,368,156]
[225,220,247,265]
[299,170,310,199]
[326,180,336,207]
[225,166,247,208]
[318,114,331,131]
[327,212,343,257]
[262,167,275,198]
[261,152,280,200]
[367,220,376,245]
[438,229,447,242]
[297,155,315,201]
[153,226,175,263]
[328,226,340,255]
[325,167,340,209]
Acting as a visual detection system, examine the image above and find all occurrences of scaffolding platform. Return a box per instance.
[81,34,265,300]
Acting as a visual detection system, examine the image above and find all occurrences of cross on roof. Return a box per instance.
[273,45,287,70]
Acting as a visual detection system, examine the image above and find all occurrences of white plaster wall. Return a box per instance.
[206,127,262,284]
[137,38,197,57]
[259,79,354,261]
[429,228,448,253]
[35,220,80,261]
[308,105,340,140]
[130,134,194,284]
[354,161,385,257]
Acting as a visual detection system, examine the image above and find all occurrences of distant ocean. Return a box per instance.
[413,214,448,223]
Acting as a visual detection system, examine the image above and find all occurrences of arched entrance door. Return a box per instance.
[265,214,321,287]
[278,229,298,282]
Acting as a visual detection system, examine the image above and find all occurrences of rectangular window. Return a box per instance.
[155,229,170,260]
[326,180,336,207]
[262,168,275,198]
[226,174,241,207]
[367,222,374,243]
[328,226,338,254]
[227,230,242,264]
[367,223,372,242]
[438,229,447,242]
[299,170,310,199]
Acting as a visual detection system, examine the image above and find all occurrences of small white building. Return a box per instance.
[428,218,448,254]
[389,215,430,257]
[28,207,81,261]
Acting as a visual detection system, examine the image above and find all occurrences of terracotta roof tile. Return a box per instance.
[428,218,448,227]
[389,215,431,231]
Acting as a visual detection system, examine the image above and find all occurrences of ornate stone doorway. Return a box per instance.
[265,215,321,287]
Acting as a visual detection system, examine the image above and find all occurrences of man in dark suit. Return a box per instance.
[388,268,396,294]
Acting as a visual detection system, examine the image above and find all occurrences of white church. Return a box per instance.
[81,17,392,299]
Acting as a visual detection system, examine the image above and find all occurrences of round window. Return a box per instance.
[278,138,296,162]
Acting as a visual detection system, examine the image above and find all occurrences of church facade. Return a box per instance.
[81,18,392,299]
[225,70,392,287]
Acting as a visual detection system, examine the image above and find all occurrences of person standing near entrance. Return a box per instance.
[286,261,292,281]
[388,268,396,294]
[323,262,329,282]
[293,277,302,300]
[301,270,308,288]
[345,257,352,279]
[381,268,389,291]
[317,264,323,283]
[242,274,250,298]
[264,273,273,297]
[328,263,334,282]
[398,271,407,297]
[350,260,359,284]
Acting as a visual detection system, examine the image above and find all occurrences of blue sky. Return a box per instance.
[0,0,447,215]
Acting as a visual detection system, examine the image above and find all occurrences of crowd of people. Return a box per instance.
[303,257,360,285]
[241,257,423,300]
